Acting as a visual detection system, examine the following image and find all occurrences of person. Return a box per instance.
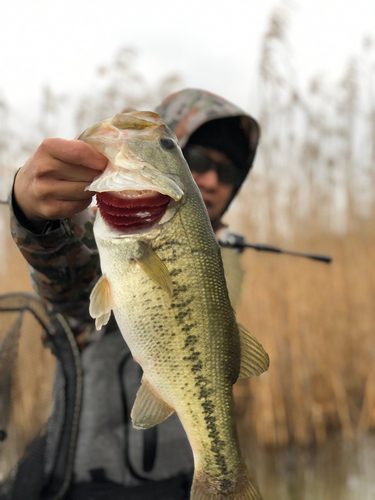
[8,88,260,499]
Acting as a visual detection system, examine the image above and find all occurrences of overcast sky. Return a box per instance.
[1,0,374,128]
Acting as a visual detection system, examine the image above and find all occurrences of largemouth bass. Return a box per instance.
[80,111,269,499]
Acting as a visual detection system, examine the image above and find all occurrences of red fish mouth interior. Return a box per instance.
[96,190,171,231]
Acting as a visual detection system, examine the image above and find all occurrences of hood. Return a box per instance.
[155,88,260,218]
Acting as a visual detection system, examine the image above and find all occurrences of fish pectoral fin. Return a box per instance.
[131,378,174,429]
[89,275,113,330]
[237,323,270,379]
[133,242,173,297]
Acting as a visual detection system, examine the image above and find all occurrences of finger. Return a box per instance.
[41,198,94,220]
[37,179,96,202]
[45,160,103,183]
[39,138,108,171]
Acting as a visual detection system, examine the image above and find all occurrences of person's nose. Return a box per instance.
[192,168,219,191]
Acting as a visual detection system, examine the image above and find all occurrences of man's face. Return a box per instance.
[185,145,237,225]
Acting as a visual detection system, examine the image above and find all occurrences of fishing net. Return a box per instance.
[0,292,81,500]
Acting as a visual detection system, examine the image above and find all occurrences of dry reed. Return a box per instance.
[229,4,375,452]
[232,220,375,448]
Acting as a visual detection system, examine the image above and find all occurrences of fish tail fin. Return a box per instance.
[190,471,262,499]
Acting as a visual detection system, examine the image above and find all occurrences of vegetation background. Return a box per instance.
[0,4,374,499]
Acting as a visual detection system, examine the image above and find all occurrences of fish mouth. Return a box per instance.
[96,190,171,232]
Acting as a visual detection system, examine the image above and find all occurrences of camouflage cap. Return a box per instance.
[155,88,260,218]
[155,88,260,178]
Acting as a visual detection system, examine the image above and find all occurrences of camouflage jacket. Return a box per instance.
[9,193,107,345]
[10,89,259,347]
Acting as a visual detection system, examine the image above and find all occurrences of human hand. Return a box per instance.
[14,138,107,229]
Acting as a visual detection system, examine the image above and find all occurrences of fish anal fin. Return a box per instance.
[89,275,112,330]
[134,242,173,297]
[237,323,270,379]
[131,378,174,429]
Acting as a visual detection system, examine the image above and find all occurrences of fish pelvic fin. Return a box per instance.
[237,323,269,379]
[191,470,262,499]
[89,274,113,330]
[134,242,173,297]
[131,377,174,429]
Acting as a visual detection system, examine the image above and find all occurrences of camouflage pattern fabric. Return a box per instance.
[155,88,259,166]
[9,88,255,347]
[9,201,111,345]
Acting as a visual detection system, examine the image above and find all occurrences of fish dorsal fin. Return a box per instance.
[83,137,108,154]
[129,111,164,125]
[77,121,102,140]
[133,242,173,297]
[112,113,156,130]
[89,274,113,330]
[131,377,174,429]
[237,323,270,379]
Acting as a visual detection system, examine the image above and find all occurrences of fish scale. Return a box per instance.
[81,111,269,499]
[97,195,250,495]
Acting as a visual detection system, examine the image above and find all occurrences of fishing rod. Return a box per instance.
[0,199,332,263]
[219,233,332,264]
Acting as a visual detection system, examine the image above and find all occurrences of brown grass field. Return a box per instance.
[233,217,375,448]
[229,193,375,498]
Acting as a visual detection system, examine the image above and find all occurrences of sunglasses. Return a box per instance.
[183,147,242,186]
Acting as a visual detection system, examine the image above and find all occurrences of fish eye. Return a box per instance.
[160,138,176,151]
[0,430,7,442]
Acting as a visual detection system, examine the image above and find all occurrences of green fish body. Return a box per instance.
[81,111,269,499]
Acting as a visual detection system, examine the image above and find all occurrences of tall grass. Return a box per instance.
[229,5,375,450]
[232,218,375,447]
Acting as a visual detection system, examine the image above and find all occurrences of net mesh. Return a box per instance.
[0,293,56,499]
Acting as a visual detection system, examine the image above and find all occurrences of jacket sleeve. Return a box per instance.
[9,187,101,339]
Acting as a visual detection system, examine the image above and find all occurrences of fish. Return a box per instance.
[80,111,269,499]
